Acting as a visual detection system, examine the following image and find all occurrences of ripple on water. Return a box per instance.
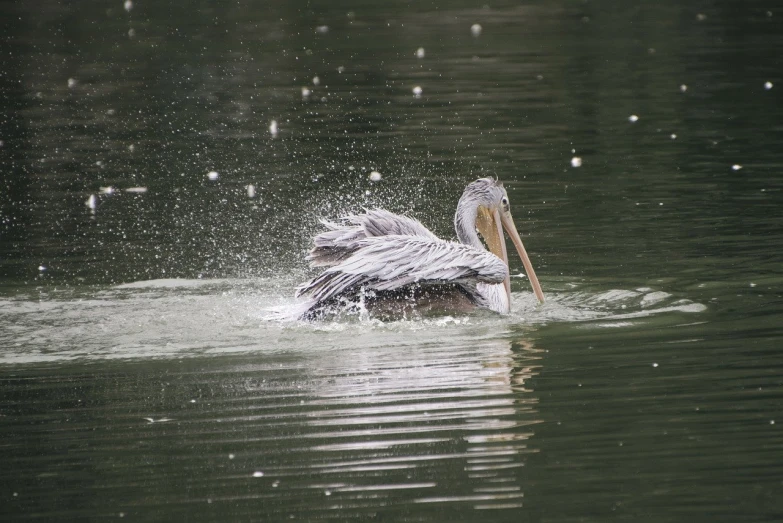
[0,278,705,365]
[0,278,714,519]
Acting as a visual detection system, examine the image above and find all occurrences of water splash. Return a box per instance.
[0,277,705,365]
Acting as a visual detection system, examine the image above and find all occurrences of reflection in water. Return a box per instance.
[0,319,545,521]
[242,338,543,515]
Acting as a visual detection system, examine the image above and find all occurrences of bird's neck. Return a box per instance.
[454,197,484,250]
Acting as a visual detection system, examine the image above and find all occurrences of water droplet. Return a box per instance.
[312,76,320,86]
[369,171,382,182]
[652,363,659,367]
[246,184,256,198]
[415,47,425,59]
[470,23,483,37]
[228,454,235,459]
[324,490,332,496]
[269,120,278,137]
[67,78,77,88]
[252,471,264,477]
[124,0,133,12]
[412,86,422,97]
[85,194,97,209]
[764,81,773,90]
[316,25,329,34]
[570,157,582,168]
[670,133,677,140]
[207,171,219,181]
[731,164,742,171]
[301,87,311,98]
[680,84,688,92]
[38,265,46,272]
[125,187,147,193]
[696,13,707,21]
[628,114,639,123]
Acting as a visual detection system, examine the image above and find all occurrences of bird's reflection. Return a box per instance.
[290,336,544,512]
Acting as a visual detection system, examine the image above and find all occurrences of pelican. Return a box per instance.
[295,178,544,320]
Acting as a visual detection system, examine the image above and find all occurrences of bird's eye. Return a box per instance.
[501,197,510,210]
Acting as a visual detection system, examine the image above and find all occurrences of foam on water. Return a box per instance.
[0,278,706,365]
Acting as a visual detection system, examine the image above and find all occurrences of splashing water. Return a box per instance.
[0,277,705,365]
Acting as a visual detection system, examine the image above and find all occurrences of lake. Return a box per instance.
[1,0,782,521]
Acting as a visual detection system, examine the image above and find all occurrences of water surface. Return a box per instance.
[2,0,783,521]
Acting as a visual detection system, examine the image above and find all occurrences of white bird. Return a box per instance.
[295,178,544,319]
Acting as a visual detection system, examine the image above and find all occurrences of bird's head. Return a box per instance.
[463,178,544,304]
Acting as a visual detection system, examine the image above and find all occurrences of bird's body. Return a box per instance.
[295,178,544,320]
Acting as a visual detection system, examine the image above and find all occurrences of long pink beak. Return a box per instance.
[498,210,545,304]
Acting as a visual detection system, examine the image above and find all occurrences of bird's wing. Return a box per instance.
[297,235,507,304]
[360,209,439,239]
[308,209,439,267]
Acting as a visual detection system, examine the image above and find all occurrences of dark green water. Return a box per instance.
[2,1,783,521]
